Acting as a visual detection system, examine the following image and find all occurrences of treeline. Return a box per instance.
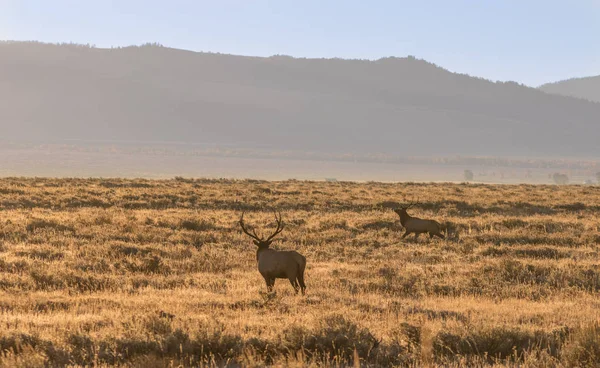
[0,40,165,49]
[3,141,600,172]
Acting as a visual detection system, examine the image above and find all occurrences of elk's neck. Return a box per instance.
[256,247,269,261]
[398,212,411,226]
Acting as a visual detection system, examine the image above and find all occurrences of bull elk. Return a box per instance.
[239,212,306,295]
[393,199,445,240]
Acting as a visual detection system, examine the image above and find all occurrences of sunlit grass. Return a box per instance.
[0,178,599,367]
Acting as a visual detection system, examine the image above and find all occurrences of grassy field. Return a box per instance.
[0,178,599,367]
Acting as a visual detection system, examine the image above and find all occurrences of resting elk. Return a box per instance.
[393,199,446,240]
[239,212,306,295]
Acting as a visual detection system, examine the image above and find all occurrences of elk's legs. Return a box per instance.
[428,231,445,239]
[401,230,411,239]
[264,277,275,292]
[288,277,300,294]
[297,275,306,295]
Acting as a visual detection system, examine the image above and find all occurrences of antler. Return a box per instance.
[399,198,420,210]
[239,212,263,241]
[406,198,420,209]
[264,211,285,242]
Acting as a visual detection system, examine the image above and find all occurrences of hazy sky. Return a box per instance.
[1,0,598,86]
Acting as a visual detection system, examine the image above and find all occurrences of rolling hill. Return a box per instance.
[539,76,600,103]
[1,41,599,157]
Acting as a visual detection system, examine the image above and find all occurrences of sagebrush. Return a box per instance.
[0,178,599,367]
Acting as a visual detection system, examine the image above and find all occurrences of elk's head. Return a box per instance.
[239,212,285,250]
[393,199,420,217]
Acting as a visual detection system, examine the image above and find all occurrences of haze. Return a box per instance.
[1,1,599,182]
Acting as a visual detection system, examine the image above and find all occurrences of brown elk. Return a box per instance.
[239,212,306,295]
[393,199,445,240]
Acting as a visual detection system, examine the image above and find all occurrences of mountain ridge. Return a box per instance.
[1,41,599,158]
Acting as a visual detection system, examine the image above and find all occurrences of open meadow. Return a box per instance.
[0,178,599,367]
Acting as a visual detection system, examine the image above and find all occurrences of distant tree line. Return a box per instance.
[552,173,569,185]
[0,40,167,49]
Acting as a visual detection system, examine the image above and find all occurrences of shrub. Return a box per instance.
[0,343,47,368]
[66,333,95,366]
[360,220,395,230]
[26,219,74,233]
[282,314,379,363]
[433,326,567,364]
[561,321,600,367]
[0,333,69,366]
[552,173,569,185]
[513,247,569,260]
[143,314,173,336]
[140,255,168,274]
[179,218,215,232]
[502,218,527,229]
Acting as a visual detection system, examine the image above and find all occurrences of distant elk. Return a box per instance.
[239,212,307,295]
[393,199,446,240]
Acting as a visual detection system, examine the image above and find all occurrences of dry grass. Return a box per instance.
[0,178,599,367]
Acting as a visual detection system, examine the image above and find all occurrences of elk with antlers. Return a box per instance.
[239,212,306,295]
[393,199,445,240]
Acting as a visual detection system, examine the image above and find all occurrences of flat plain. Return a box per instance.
[0,178,599,367]
[3,144,599,184]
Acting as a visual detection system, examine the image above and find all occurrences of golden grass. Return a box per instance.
[0,178,599,367]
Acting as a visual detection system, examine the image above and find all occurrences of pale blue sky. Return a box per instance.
[1,0,599,86]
